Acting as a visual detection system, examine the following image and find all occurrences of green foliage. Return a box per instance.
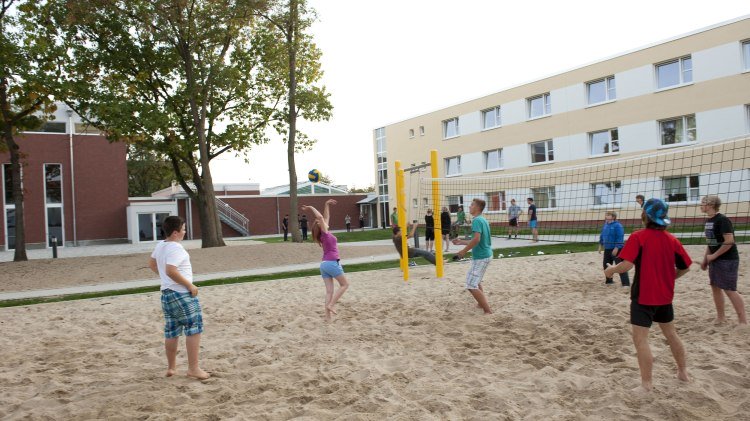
[127,144,193,197]
[349,185,376,193]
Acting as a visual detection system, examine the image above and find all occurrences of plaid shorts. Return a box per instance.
[161,289,204,339]
[709,259,739,291]
[465,257,491,290]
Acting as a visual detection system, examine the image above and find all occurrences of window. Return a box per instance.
[531,187,556,209]
[2,164,16,250]
[409,129,415,138]
[590,129,619,156]
[660,115,696,145]
[138,212,170,241]
[419,126,425,136]
[74,123,103,135]
[530,140,554,164]
[443,117,459,139]
[591,182,622,205]
[444,156,461,176]
[486,191,506,211]
[656,56,692,89]
[3,164,13,205]
[587,76,616,104]
[41,122,66,133]
[743,40,750,71]
[484,148,503,171]
[44,164,64,247]
[528,93,551,119]
[447,195,464,213]
[423,198,429,208]
[482,106,501,129]
[413,198,418,208]
[663,175,699,202]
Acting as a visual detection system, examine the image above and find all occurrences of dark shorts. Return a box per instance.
[161,289,204,338]
[631,301,674,327]
[425,228,435,241]
[509,218,518,227]
[708,259,739,291]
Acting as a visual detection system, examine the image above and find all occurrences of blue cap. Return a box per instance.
[644,198,671,226]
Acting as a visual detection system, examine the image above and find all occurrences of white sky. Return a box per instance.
[210,0,750,190]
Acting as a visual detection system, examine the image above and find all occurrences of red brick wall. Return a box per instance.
[0,133,128,247]
[180,194,367,237]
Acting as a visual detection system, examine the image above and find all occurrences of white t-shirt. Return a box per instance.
[151,241,193,292]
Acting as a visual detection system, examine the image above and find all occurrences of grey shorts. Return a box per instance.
[709,259,739,291]
[465,257,491,290]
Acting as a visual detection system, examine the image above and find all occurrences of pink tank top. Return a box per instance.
[320,231,340,261]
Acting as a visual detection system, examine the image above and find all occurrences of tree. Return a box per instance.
[127,145,193,197]
[349,185,375,194]
[50,0,280,248]
[257,0,332,242]
[0,0,64,261]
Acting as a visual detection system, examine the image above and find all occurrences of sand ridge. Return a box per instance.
[0,246,748,419]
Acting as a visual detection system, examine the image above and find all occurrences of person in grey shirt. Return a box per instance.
[507,198,521,239]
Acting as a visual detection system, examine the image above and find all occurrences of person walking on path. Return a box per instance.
[300,215,308,241]
[149,216,210,380]
[345,214,352,232]
[302,199,349,321]
[440,206,452,252]
[390,207,398,228]
[598,211,630,286]
[359,214,365,231]
[699,195,747,325]
[507,199,521,239]
[282,214,289,241]
[424,208,435,252]
[527,197,538,242]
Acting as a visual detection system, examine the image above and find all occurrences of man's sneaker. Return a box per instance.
[409,261,417,267]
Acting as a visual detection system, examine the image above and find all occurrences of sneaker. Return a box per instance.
[409,261,417,267]
[605,279,614,285]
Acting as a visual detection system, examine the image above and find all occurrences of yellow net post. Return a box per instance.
[431,150,444,278]
[395,161,408,280]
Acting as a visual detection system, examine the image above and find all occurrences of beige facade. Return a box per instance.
[373,16,750,229]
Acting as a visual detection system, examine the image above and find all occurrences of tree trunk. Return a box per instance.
[287,0,301,243]
[3,130,28,261]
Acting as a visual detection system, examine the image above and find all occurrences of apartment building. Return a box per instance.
[373,16,750,228]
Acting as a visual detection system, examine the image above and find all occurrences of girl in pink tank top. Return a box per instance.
[301,199,350,321]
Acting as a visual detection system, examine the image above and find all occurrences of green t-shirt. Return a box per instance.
[457,210,466,224]
[390,212,398,226]
[470,215,492,259]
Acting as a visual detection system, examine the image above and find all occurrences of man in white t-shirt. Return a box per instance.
[149,216,209,380]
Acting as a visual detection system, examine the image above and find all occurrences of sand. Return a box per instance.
[0,246,749,419]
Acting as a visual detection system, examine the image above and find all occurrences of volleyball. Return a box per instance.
[308,169,321,183]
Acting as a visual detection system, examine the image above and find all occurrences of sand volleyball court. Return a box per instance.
[0,247,748,419]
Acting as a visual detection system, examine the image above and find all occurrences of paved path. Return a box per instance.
[0,235,553,301]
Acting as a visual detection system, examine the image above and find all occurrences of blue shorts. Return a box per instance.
[320,260,344,279]
[709,259,739,291]
[529,220,538,229]
[465,257,491,290]
[161,289,203,339]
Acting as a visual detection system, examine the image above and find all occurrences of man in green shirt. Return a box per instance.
[390,207,398,228]
[452,198,493,314]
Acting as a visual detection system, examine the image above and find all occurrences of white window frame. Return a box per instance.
[742,40,750,72]
[527,93,551,119]
[586,76,616,105]
[483,148,504,171]
[529,140,554,165]
[22,121,67,134]
[422,197,429,208]
[481,106,502,130]
[659,114,696,147]
[409,129,414,139]
[442,117,459,139]
[591,181,623,206]
[43,163,65,248]
[412,198,418,208]
[444,156,461,176]
[2,164,20,251]
[447,195,464,213]
[485,191,506,212]
[589,128,620,157]
[419,126,425,136]
[663,175,700,203]
[531,186,556,209]
[655,56,692,90]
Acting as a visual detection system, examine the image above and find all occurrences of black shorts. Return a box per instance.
[425,228,435,241]
[509,218,518,227]
[630,301,674,327]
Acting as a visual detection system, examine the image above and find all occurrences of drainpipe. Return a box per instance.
[67,109,78,246]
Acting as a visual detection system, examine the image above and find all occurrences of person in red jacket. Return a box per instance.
[605,198,692,392]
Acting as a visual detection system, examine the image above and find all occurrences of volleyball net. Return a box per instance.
[403,136,750,245]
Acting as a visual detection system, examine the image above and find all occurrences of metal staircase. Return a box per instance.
[216,197,250,236]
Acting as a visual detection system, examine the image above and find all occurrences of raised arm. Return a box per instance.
[323,199,337,226]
